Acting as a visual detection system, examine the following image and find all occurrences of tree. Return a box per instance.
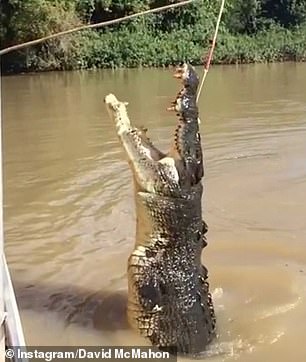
[261,0,306,27]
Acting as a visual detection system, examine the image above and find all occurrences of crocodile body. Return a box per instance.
[104,64,216,355]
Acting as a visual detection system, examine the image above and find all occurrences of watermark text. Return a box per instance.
[5,346,177,361]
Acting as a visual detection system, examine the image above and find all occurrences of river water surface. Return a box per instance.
[3,63,306,361]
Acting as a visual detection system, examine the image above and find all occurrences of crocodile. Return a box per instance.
[104,63,216,355]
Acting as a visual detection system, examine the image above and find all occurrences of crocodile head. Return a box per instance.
[104,63,203,193]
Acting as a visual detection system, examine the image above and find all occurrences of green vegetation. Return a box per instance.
[1,0,306,73]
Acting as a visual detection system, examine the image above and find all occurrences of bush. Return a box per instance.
[1,0,306,73]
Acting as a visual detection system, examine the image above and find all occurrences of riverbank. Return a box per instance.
[2,24,306,75]
[1,1,306,74]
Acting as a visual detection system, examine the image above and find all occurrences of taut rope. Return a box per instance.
[196,0,226,103]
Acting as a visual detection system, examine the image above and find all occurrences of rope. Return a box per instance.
[196,0,225,103]
[0,0,194,56]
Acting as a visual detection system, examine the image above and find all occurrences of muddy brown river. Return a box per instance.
[2,63,306,361]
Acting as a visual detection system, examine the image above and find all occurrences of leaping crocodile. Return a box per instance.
[104,64,216,355]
